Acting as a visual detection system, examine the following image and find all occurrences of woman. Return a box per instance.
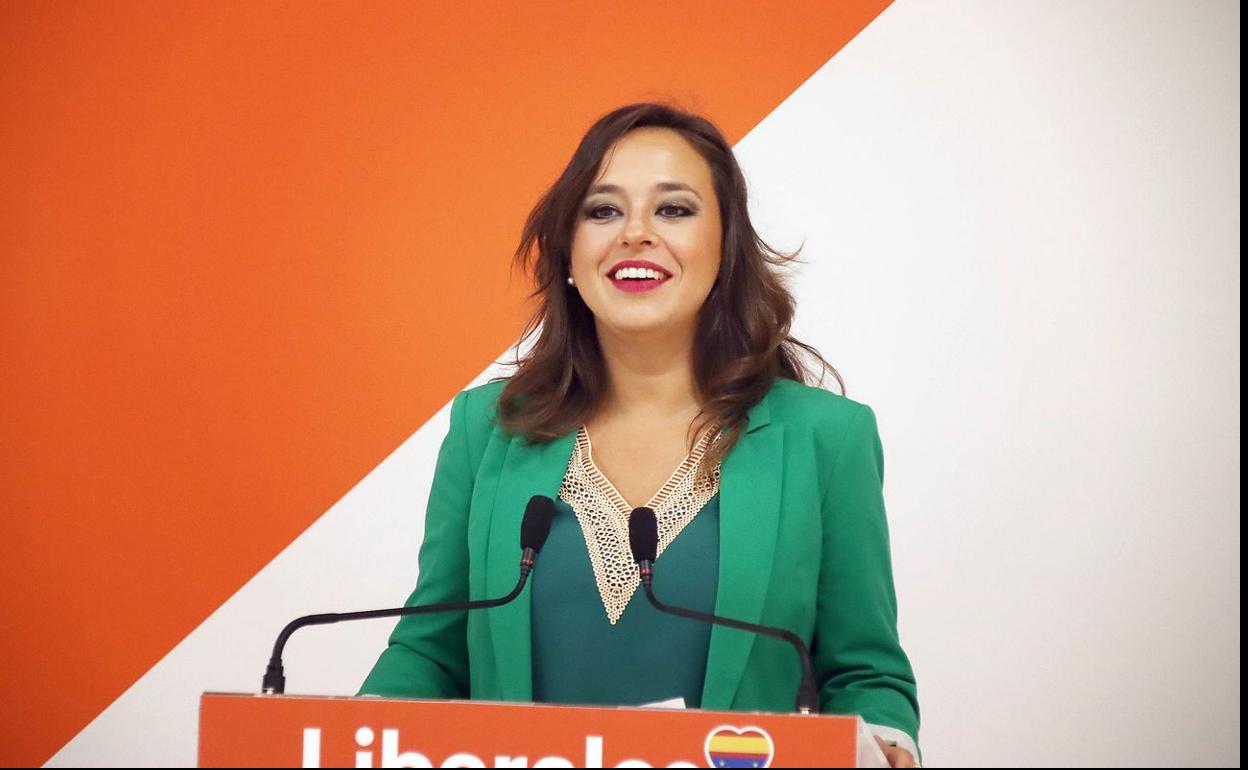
[359,102,921,767]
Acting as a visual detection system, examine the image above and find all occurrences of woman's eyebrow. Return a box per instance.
[586,181,702,201]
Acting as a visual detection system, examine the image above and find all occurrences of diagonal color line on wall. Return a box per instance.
[0,1,891,765]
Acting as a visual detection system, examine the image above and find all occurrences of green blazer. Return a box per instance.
[359,376,920,743]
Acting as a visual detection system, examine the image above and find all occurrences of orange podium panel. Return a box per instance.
[199,692,888,768]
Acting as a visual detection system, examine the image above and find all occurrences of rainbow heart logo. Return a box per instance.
[703,725,775,768]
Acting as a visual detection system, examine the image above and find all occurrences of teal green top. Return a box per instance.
[358,376,920,755]
[531,494,720,708]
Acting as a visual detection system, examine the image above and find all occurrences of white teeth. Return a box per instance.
[613,267,665,281]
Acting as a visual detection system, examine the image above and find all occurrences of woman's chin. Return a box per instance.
[603,314,677,337]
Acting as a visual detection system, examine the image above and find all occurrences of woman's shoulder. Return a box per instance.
[765,378,884,466]
[463,377,509,404]
[457,378,509,429]
[437,379,511,471]
[766,376,875,430]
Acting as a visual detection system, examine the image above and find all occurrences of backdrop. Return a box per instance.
[1,1,1239,766]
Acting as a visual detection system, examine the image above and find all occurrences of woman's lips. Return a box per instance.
[608,275,669,293]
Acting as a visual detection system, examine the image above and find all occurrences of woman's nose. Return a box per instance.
[620,213,656,247]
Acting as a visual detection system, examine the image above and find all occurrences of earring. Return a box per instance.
[567,275,575,286]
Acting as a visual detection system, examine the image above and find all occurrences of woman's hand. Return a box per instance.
[874,735,918,768]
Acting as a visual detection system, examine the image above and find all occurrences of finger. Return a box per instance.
[872,736,915,768]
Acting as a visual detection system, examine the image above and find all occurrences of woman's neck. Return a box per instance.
[594,323,701,421]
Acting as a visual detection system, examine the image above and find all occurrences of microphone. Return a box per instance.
[628,506,820,715]
[261,495,557,695]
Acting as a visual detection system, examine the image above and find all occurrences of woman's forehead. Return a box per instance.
[593,129,711,190]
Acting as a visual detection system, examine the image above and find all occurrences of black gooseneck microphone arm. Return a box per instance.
[261,495,557,695]
[629,506,820,715]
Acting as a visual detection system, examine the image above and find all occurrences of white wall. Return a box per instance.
[739,0,1240,765]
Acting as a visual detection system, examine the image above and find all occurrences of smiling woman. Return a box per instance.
[498,104,844,479]
[359,102,922,768]
[571,128,721,348]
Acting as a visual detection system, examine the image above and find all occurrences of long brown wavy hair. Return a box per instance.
[492,101,843,485]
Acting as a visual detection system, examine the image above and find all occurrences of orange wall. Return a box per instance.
[0,2,890,765]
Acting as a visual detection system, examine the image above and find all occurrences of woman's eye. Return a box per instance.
[585,204,695,220]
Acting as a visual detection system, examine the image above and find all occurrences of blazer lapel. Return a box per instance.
[700,388,784,711]
[485,428,577,702]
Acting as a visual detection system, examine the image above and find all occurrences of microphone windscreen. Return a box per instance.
[521,495,557,553]
[628,507,659,564]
